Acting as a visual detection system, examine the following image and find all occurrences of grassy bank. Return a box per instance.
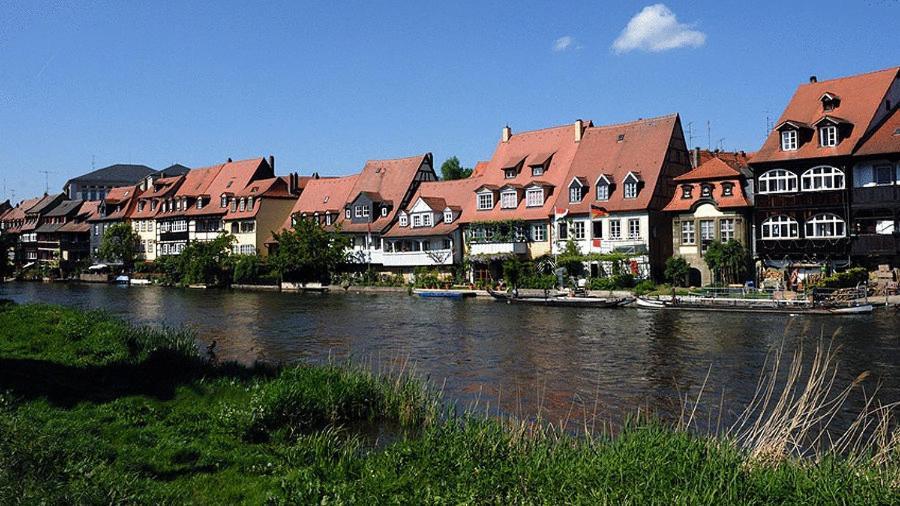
[0,302,897,503]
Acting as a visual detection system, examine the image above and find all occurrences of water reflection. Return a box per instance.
[3,282,898,432]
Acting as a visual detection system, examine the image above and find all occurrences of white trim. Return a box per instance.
[761,215,800,240]
[805,213,846,239]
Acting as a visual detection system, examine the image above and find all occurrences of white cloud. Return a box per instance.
[612,4,706,54]
[553,35,576,52]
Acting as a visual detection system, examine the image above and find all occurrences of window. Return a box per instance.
[362,206,370,218]
[819,125,838,147]
[610,220,621,239]
[345,209,351,219]
[592,220,602,238]
[875,165,895,185]
[93,224,99,236]
[624,181,638,199]
[501,191,518,209]
[399,213,408,226]
[477,193,494,210]
[722,182,734,197]
[444,210,453,223]
[720,219,736,242]
[196,198,203,209]
[573,221,586,240]
[240,221,255,233]
[412,214,422,227]
[381,207,388,217]
[558,222,568,240]
[758,169,798,193]
[700,220,715,242]
[354,206,362,218]
[781,129,798,151]
[423,214,433,227]
[220,195,227,208]
[231,222,240,234]
[504,169,516,179]
[247,197,254,210]
[700,184,713,197]
[596,182,609,201]
[569,185,583,203]
[761,215,800,239]
[681,221,695,245]
[801,166,844,191]
[230,200,237,212]
[531,224,546,241]
[239,198,246,212]
[681,185,693,199]
[442,238,452,250]
[526,188,544,207]
[531,165,544,176]
[805,213,845,238]
[628,219,640,240]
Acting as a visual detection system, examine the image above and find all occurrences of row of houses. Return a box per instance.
[2,66,899,285]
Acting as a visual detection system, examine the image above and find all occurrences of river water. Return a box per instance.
[3,282,898,432]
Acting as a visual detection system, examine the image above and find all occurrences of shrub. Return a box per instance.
[665,256,690,287]
[633,279,657,295]
[815,267,869,289]
[589,273,634,290]
[232,255,261,284]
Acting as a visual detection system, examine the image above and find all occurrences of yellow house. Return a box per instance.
[223,175,301,257]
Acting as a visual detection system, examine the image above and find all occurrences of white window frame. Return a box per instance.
[596,182,609,201]
[628,218,640,240]
[362,206,370,218]
[624,181,638,199]
[781,129,798,151]
[399,213,408,227]
[681,221,695,245]
[568,184,583,203]
[500,191,518,209]
[423,213,433,227]
[801,166,844,191]
[412,214,422,228]
[610,220,622,240]
[573,221,586,240]
[477,192,494,210]
[443,210,453,223]
[531,223,545,242]
[761,215,800,240]
[700,220,715,242]
[720,219,736,242]
[805,213,846,239]
[345,209,351,219]
[819,125,838,147]
[504,169,516,179]
[525,188,544,207]
[531,165,544,177]
[758,169,798,194]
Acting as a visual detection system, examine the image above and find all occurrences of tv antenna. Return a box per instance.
[39,170,54,195]
[686,121,696,148]
[706,121,711,150]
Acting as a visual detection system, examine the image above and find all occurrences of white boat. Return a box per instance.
[114,275,130,285]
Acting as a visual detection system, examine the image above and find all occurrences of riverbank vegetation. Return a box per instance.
[1,302,898,503]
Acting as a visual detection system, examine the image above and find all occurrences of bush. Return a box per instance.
[815,267,868,289]
[633,279,657,295]
[413,268,442,289]
[665,256,690,287]
[589,273,634,290]
[232,255,261,284]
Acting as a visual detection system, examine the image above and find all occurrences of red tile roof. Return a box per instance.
[224,177,295,220]
[752,67,899,163]
[281,174,360,231]
[460,121,589,223]
[383,177,481,238]
[664,156,751,212]
[854,106,900,156]
[555,114,684,215]
[675,156,743,182]
[340,154,432,234]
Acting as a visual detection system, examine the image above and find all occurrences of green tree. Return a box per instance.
[502,256,523,290]
[179,234,236,287]
[232,254,261,284]
[98,223,142,271]
[0,234,13,280]
[665,256,690,287]
[556,239,585,278]
[704,240,748,285]
[269,219,351,284]
[440,156,473,180]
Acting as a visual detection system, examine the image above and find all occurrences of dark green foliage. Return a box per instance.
[556,239,585,277]
[439,156,472,180]
[413,267,441,289]
[179,234,235,286]
[633,279,657,295]
[704,240,749,285]
[815,267,869,289]
[665,256,691,287]
[232,254,261,284]
[589,273,635,290]
[98,223,142,271]
[269,219,350,284]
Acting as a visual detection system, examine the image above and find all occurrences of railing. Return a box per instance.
[851,234,900,256]
[468,242,528,255]
[852,186,899,206]
[381,248,455,267]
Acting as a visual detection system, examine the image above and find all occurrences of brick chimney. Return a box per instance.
[502,125,512,143]
[268,155,275,171]
[227,157,233,163]
[574,119,584,142]
[692,147,701,168]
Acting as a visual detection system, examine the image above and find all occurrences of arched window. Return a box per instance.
[758,170,798,194]
[761,215,799,239]
[805,213,845,239]
[801,166,844,191]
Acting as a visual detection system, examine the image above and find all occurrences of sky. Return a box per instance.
[1,0,898,201]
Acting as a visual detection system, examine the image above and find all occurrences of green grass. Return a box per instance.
[0,302,898,504]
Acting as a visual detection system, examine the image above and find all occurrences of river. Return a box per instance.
[3,282,898,433]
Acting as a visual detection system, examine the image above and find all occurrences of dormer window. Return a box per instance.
[722,182,734,197]
[477,192,494,210]
[681,185,693,199]
[569,186,582,203]
[423,213,433,226]
[821,92,840,112]
[325,214,333,225]
[504,168,516,179]
[381,207,388,217]
[221,195,228,208]
[247,197,254,210]
[525,188,544,207]
[362,206,370,218]
[345,208,351,219]
[412,214,422,227]
[500,190,518,209]
[354,206,363,218]
[531,165,544,177]
[399,212,408,226]
[623,173,640,199]
[781,130,798,151]
[231,199,237,212]
[239,198,246,212]
[819,125,837,147]
[196,198,203,209]
[444,210,453,223]
[700,184,713,197]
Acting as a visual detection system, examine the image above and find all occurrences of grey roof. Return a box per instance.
[44,199,84,217]
[65,164,155,185]
[27,194,65,215]
[35,223,64,233]
[156,164,191,177]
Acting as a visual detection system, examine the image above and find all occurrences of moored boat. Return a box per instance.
[633,296,873,315]
[487,289,627,308]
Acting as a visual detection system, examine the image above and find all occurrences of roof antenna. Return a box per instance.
[39,170,54,195]
[706,121,711,150]
[91,154,95,171]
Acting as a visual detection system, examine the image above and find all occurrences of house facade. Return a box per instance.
[88,185,141,260]
[749,67,900,277]
[550,114,692,280]
[664,150,753,285]
[130,174,186,261]
[18,194,66,265]
[35,199,96,273]
[222,174,301,257]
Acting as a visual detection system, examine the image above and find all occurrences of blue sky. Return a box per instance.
[1,1,897,201]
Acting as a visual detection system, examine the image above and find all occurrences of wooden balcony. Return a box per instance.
[852,186,900,208]
[755,191,846,211]
[851,234,900,256]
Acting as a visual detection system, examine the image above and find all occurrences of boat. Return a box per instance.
[114,275,130,285]
[487,289,627,308]
[633,296,873,315]
[416,289,468,299]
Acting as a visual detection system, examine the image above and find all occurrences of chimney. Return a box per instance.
[227,157,233,163]
[501,125,512,143]
[268,155,275,171]
[574,119,584,142]
[288,172,298,195]
[809,75,817,83]
[692,147,701,168]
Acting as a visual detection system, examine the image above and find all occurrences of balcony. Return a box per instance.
[851,234,900,256]
[381,248,455,267]
[346,247,383,265]
[468,241,528,255]
[853,186,900,207]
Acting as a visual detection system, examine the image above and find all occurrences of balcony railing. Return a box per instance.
[381,248,455,267]
[852,186,900,206]
[468,242,528,255]
[851,234,900,256]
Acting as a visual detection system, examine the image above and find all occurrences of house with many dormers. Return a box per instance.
[222,174,303,257]
[550,114,692,279]
[749,67,900,274]
[131,174,186,261]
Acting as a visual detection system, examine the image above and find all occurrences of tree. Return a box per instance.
[556,239,585,278]
[704,240,748,285]
[98,223,141,271]
[440,156,473,180]
[232,254,261,285]
[269,219,351,284]
[665,256,690,287]
[179,234,236,286]
[0,234,13,280]
[502,256,523,291]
